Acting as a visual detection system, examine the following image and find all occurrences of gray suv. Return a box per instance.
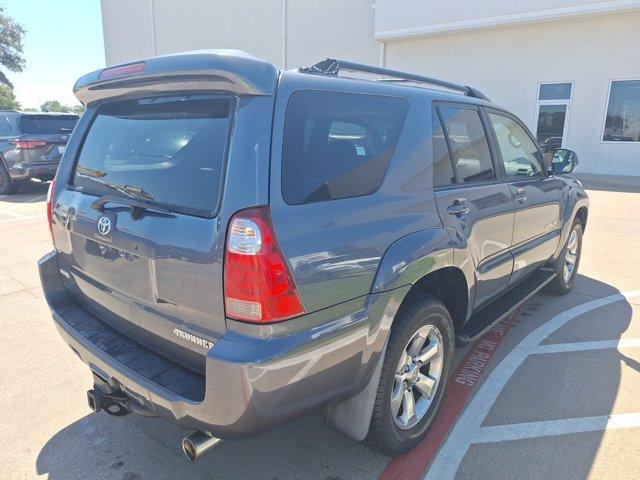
[38,51,588,459]
[0,111,79,194]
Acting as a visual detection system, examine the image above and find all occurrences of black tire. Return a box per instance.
[545,219,583,295]
[0,164,14,195]
[366,295,454,456]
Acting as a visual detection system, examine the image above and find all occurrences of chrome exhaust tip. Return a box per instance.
[182,431,222,461]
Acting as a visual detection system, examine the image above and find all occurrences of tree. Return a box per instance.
[40,100,85,115]
[0,84,20,110]
[72,104,85,116]
[0,7,26,88]
[41,100,71,113]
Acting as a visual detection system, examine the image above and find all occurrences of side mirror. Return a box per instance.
[550,148,578,174]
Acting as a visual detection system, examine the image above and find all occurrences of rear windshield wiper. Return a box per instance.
[104,182,155,201]
[91,195,171,218]
[91,183,171,219]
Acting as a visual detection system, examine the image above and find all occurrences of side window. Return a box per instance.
[432,108,455,187]
[488,113,543,178]
[439,107,495,183]
[282,91,409,205]
[0,117,12,136]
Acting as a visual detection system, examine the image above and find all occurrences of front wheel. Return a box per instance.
[366,296,454,456]
[546,219,583,295]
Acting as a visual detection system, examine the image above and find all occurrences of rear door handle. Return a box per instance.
[447,198,471,216]
[513,188,527,204]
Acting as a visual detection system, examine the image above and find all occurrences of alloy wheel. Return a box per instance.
[391,324,444,430]
[563,229,579,283]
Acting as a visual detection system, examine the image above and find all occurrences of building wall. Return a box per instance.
[385,12,640,176]
[100,0,379,68]
[100,1,640,177]
[374,0,640,38]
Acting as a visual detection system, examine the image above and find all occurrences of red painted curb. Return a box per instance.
[378,314,519,480]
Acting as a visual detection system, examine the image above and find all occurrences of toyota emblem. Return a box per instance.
[97,216,112,236]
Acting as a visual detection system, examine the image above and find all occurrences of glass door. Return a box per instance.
[534,82,573,163]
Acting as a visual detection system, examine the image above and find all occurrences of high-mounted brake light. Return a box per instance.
[10,139,47,149]
[99,62,146,80]
[46,178,56,244]
[224,207,304,323]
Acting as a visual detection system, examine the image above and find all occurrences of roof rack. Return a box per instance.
[299,58,490,101]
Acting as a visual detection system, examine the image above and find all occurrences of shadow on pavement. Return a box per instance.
[36,409,387,480]
[1,179,49,202]
[574,173,640,193]
[35,276,635,480]
[458,275,637,480]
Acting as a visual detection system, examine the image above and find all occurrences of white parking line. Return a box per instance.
[473,413,640,444]
[27,193,46,203]
[425,290,640,480]
[532,338,640,354]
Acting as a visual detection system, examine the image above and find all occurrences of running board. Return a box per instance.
[456,270,556,345]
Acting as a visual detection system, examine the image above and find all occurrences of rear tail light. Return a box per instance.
[224,206,304,323]
[10,139,47,149]
[46,178,55,244]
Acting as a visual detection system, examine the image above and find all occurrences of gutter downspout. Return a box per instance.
[281,0,287,68]
[378,42,386,68]
[149,0,157,56]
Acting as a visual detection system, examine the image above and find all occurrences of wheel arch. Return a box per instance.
[371,228,472,334]
[398,267,469,333]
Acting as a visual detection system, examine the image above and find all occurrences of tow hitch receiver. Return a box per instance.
[87,387,158,418]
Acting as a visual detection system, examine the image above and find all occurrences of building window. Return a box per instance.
[535,82,572,155]
[603,80,640,143]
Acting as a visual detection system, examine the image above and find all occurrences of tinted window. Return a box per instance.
[432,108,455,187]
[539,83,572,101]
[282,91,408,204]
[19,115,78,134]
[0,117,12,136]
[536,104,567,144]
[73,95,232,214]
[440,107,495,183]
[603,80,640,142]
[489,113,542,178]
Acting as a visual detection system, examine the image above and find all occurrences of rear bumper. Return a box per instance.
[8,161,58,180]
[39,251,404,438]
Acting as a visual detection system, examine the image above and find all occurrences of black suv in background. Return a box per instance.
[0,110,79,194]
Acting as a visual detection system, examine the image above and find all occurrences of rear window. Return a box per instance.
[281,91,408,205]
[19,115,78,134]
[73,95,232,214]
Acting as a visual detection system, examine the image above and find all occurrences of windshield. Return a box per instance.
[73,95,232,214]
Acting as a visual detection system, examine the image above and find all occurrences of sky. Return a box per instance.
[3,0,105,109]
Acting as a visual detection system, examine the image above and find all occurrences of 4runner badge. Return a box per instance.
[173,328,215,350]
[97,216,112,236]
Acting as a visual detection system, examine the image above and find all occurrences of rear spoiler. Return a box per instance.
[74,50,278,106]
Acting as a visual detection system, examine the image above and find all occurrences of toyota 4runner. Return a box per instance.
[38,50,588,459]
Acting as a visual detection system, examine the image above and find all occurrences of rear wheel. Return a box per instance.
[546,219,583,295]
[366,295,454,456]
[0,164,14,194]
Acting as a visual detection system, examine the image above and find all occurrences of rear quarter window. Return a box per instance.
[281,91,409,205]
[72,95,232,214]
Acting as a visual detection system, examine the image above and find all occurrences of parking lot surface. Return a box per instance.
[1,179,639,479]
